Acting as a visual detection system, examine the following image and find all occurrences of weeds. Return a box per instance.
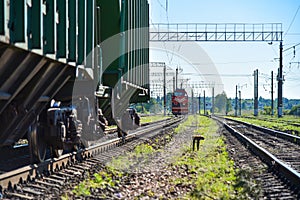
[71,167,122,197]
[172,115,244,199]
[229,116,300,135]
[69,115,254,199]
[140,115,170,123]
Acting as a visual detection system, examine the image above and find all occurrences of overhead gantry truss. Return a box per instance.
[149,22,285,117]
[150,23,282,42]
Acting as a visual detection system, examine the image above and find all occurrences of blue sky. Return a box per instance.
[149,0,300,99]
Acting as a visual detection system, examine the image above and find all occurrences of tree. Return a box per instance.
[262,106,272,115]
[215,91,228,114]
[226,98,232,114]
[289,105,300,116]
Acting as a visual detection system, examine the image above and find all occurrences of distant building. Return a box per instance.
[149,62,175,98]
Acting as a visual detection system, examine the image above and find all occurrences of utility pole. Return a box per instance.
[235,85,238,117]
[173,76,175,93]
[278,42,283,117]
[239,90,241,116]
[254,69,258,116]
[212,87,215,115]
[192,89,194,114]
[198,93,201,115]
[204,90,206,115]
[271,71,274,116]
[163,64,166,116]
[175,67,178,90]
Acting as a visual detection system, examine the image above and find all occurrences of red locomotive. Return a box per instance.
[172,89,189,115]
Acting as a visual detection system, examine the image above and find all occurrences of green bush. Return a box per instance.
[289,105,300,116]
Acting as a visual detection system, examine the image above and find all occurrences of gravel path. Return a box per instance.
[60,117,200,199]
[70,116,300,199]
[103,122,199,199]
[62,116,296,199]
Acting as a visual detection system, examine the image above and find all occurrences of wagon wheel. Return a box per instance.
[28,123,47,163]
[51,122,64,158]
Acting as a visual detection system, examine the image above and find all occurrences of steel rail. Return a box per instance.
[243,115,300,127]
[225,117,300,145]
[0,117,184,191]
[213,116,300,191]
[0,117,171,175]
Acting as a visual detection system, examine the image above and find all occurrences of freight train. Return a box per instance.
[0,0,149,163]
[172,89,189,115]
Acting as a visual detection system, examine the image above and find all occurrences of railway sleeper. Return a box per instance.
[6,192,35,199]
[42,177,64,185]
[1,117,184,198]
[49,174,67,181]
[63,168,82,176]
[56,171,74,178]
[22,187,44,196]
[34,179,60,188]
[26,183,47,191]
[216,117,300,197]
[71,164,90,171]
[68,166,85,173]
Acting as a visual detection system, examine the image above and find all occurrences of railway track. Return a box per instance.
[226,117,300,145]
[214,116,300,198]
[0,145,31,174]
[0,118,165,175]
[0,116,184,199]
[0,131,115,175]
[243,116,300,128]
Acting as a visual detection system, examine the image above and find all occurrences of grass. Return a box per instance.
[70,167,122,198]
[67,115,254,199]
[140,114,171,124]
[105,115,170,130]
[107,142,157,172]
[172,116,244,199]
[227,116,300,135]
[242,114,300,124]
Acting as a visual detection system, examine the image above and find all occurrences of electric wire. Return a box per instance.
[284,5,300,39]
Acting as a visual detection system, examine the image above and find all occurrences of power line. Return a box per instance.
[181,73,252,77]
[286,33,300,35]
[153,0,175,67]
[191,60,273,66]
[283,42,300,52]
[284,5,300,39]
